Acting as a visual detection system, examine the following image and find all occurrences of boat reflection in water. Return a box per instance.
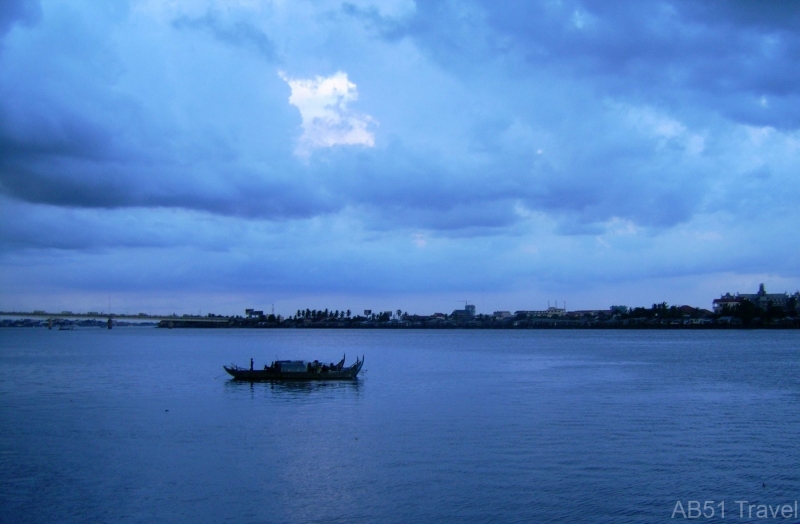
[223,354,364,382]
[223,377,362,398]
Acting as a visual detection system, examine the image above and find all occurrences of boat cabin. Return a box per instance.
[273,360,307,373]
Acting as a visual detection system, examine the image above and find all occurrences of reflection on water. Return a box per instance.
[223,377,363,397]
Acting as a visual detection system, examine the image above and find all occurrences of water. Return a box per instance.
[1,328,798,523]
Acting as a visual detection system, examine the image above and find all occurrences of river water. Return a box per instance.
[1,328,798,523]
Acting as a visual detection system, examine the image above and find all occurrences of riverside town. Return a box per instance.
[3,284,799,330]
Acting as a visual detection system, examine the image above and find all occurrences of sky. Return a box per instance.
[1,0,799,317]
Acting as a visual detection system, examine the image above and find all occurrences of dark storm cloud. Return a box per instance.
[0,94,332,219]
[332,0,800,235]
[0,0,40,36]
[346,0,800,129]
[0,2,791,234]
[0,96,123,208]
[0,0,729,236]
[0,157,339,220]
[0,107,334,223]
[0,2,324,223]
[0,101,114,162]
[172,10,278,61]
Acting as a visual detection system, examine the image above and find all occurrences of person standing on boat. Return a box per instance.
[250,358,254,371]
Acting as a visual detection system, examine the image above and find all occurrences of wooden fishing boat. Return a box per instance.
[223,354,364,381]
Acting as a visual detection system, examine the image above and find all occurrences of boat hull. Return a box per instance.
[223,358,363,381]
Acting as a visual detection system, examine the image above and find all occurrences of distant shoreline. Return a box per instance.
[2,306,798,331]
[4,319,796,330]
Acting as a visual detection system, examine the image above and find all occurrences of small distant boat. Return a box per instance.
[58,324,74,331]
[223,354,364,381]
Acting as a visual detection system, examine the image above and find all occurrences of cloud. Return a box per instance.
[279,71,377,156]
[346,0,800,129]
[1,0,800,314]
[0,2,320,219]
[172,10,278,61]
[2,0,796,236]
[0,0,40,37]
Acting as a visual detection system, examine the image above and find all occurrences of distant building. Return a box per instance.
[493,311,513,318]
[712,294,743,313]
[364,310,372,316]
[451,304,476,319]
[713,283,800,313]
[515,307,565,318]
[738,283,796,310]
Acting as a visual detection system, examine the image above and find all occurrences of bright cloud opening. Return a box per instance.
[279,71,377,156]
